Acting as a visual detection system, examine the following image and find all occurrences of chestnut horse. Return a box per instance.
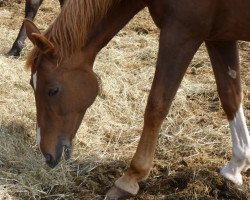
[6,0,64,57]
[24,0,250,199]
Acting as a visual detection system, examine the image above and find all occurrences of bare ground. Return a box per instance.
[0,0,250,199]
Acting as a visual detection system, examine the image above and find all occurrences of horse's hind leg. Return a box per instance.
[206,41,250,185]
[106,23,202,199]
[6,0,43,57]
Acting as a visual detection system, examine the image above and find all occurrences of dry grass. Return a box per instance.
[0,0,250,199]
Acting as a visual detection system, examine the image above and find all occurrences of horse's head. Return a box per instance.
[24,20,98,168]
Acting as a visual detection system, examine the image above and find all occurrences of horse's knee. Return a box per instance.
[145,96,168,124]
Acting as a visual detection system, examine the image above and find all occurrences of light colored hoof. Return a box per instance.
[220,165,243,185]
[105,185,133,200]
[115,175,139,195]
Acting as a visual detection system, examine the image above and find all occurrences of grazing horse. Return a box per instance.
[6,0,64,57]
[24,0,250,199]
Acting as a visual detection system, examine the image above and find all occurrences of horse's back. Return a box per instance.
[147,0,250,41]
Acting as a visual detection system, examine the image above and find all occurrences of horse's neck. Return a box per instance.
[83,0,145,61]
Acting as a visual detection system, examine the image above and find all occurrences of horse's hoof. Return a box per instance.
[5,49,20,58]
[220,165,243,185]
[105,185,133,200]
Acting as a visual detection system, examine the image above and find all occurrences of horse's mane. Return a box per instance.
[26,0,120,69]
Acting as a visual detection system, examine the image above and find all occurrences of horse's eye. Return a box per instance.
[48,87,60,97]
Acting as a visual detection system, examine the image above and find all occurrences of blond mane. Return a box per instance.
[27,0,120,69]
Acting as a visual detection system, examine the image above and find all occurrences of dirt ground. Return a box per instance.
[0,0,250,199]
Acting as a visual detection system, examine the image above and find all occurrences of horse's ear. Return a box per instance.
[24,19,54,54]
[30,33,55,54]
[24,19,41,43]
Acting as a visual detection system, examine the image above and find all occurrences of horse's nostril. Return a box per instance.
[45,154,53,163]
[44,153,60,168]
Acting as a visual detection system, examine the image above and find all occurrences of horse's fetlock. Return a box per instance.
[233,147,250,162]
[130,160,151,180]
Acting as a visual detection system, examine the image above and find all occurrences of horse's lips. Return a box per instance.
[46,157,60,168]
[44,143,73,168]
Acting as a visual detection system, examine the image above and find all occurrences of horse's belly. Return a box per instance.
[208,1,250,41]
[209,19,250,41]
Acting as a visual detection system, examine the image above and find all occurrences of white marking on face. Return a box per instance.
[228,66,237,79]
[33,71,37,91]
[36,127,41,147]
[220,104,250,185]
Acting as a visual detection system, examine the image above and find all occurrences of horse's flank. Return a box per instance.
[26,0,120,70]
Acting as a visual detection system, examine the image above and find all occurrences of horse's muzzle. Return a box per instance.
[45,153,59,168]
[44,143,72,168]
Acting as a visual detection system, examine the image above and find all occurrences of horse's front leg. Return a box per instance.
[106,23,202,199]
[6,0,43,57]
[206,41,250,185]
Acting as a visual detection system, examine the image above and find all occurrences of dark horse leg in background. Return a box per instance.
[6,0,43,57]
[6,0,64,57]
